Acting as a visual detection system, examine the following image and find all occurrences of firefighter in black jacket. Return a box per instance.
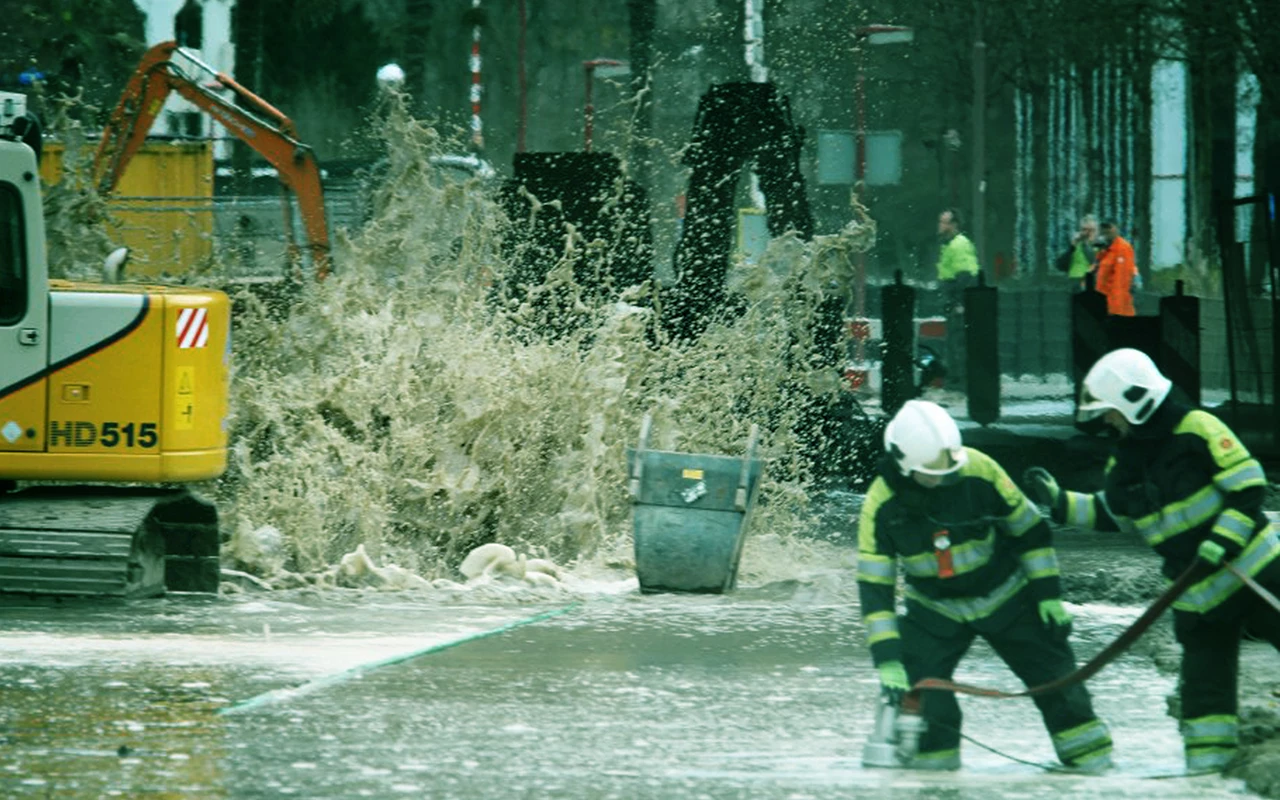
[1026,347,1280,773]
[858,400,1113,771]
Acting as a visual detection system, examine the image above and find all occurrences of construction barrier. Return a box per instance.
[1159,280,1201,407]
[964,273,1000,426]
[844,316,952,395]
[881,270,916,416]
[843,317,881,390]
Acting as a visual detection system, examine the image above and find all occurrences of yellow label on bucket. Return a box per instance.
[682,469,704,480]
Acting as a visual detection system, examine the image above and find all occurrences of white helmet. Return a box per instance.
[884,400,968,476]
[1078,348,1172,425]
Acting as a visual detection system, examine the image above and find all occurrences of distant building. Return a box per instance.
[132,0,236,159]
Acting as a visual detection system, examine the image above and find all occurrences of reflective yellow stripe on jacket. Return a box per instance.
[1124,484,1224,547]
[1174,524,1280,613]
[905,568,1029,623]
[1215,460,1266,493]
[864,610,900,647]
[1063,490,1098,529]
[901,531,995,578]
[1020,547,1060,580]
[858,553,896,585]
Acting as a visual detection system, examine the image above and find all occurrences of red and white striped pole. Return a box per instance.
[469,0,484,150]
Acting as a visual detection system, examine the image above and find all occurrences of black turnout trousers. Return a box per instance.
[900,595,1104,762]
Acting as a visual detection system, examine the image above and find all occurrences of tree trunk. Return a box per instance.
[404,0,434,112]
[627,0,657,201]
[1131,47,1154,279]
[1208,57,1237,282]
[1030,77,1050,279]
[230,0,265,197]
[1255,86,1280,283]
[1186,10,1234,276]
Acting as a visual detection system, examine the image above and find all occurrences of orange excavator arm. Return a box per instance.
[94,40,331,280]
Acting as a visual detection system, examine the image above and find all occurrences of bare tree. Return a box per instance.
[0,0,147,120]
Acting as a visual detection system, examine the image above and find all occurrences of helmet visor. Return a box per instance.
[1076,387,1114,422]
[910,446,969,476]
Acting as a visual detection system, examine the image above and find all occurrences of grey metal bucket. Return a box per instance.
[626,414,764,594]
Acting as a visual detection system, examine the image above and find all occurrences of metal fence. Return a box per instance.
[209,180,364,279]
[994,285,1271,398]
[851,277,1273,398]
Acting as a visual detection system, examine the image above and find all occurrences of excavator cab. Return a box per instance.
[0,94,228,598]
[0,93,51,460]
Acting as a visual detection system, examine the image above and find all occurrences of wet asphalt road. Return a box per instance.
[0,556,1258,799]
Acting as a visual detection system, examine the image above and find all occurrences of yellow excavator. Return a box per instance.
[0,92,229,598]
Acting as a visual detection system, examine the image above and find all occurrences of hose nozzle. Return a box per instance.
[861,692,926,768]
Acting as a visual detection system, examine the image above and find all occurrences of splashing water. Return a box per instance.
[38,94,116,281]
[44,91,876,585]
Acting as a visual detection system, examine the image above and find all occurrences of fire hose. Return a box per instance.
[861,558,1280,776]
[912,558,1280,699]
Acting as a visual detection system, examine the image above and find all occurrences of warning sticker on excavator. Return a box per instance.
[177,307,209,349]
[174,367,195,430]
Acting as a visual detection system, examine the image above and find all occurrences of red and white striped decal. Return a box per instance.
[176,307,209,349]
[470,0,483,148]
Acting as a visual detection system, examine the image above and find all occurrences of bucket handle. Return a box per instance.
[629,413,653,499]
[734,424,759,511]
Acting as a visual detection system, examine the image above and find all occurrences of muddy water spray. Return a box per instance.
[38,98,116,280]
[46,91,874,583]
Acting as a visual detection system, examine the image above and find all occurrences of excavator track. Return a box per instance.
[0,486,219,598]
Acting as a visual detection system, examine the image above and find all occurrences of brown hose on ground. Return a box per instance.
[1224,560,1280,616]
[910,560,1208,699]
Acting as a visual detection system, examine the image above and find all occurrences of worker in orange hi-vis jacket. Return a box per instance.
[1093,220,1136,316]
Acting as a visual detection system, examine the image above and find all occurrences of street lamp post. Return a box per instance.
[972,2,986,269]
[851,24,913,364]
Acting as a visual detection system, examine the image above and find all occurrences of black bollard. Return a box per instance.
[1105,315,1162,368]
[881,270,916,416]
[965,272,1000,426]
[1159,280,1201,407]
[1071,289,1110,429]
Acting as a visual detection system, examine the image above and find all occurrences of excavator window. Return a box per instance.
[0,182,26,326]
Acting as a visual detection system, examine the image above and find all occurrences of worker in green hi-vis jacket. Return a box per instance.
[935,208,979,386]
[1054,215,1098,289]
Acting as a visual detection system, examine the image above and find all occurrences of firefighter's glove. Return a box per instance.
[1024,467,1066,523]
[1037,598,1073,629]
[1197,540,1226,567]
[878,661,910,705]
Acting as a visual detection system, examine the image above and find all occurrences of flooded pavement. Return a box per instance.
[0,540,1264,799]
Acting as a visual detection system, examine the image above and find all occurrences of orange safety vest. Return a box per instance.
[1095,236,1136,316]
